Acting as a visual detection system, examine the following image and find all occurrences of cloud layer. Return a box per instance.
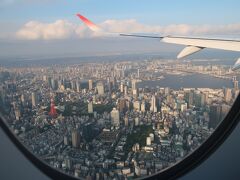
[16,19,240,40]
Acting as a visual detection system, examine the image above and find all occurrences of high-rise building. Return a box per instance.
[132,79,137,90]
[224,88,232,103]
[51,78,58,90]
[124,116,129,126]
[111,76,116,89]
[21,94,26,105]
[132,89,138,98]
[200,93,207,106]
[111,108,120,127]
[164,87,170,95]
[108,81,113,93]
[64,136,69,145]
[141,101,146,112]
[97,82,104,95]
[134,117,139,126]
[132,143,140,152]
[43,75,47,82]
[150,95,158,112]
[120,82,124,93]
[181,103,188,112]
[221,104,231,120]
[146,137,151,146]
[124,85,128,96]
[0,86,6,104]
[76,80,81,92]
[193,92,201,107]
[234,89,240,99]
[209,104,221,129]
[14,108,21,121]
[118,98,126,113]
[88,100,93,113]
[133,101,141,111]
[72,129,80,148]
[31,92,38,107]
[185,90,194,107]
[233,80,239,90]
[88,79,93,90]
[70,80,76,91]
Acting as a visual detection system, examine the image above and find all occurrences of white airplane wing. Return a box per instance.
[76,14,240,70]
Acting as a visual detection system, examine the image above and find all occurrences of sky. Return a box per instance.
[0,0,240,58]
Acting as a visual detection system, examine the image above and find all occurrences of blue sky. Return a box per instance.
[0,0,239,24]
[0,0,239,58]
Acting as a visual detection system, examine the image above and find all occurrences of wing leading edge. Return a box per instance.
[76,14,240,70]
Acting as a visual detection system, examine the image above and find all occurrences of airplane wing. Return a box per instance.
[76,14,240,70]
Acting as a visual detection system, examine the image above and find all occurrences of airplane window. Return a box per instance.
[0,1,239,179]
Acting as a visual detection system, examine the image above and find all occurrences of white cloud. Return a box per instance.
[16,20,77,40]
[16,19,240,40]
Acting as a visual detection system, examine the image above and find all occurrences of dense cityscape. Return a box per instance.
[0,58,238,179]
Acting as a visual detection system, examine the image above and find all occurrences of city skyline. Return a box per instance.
[0,58,238,179]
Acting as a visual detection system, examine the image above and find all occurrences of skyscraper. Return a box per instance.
[88,79,93,90]
[132,79,138,98]
[14,108,21,121]
[132,79,137,90]
[31,92,38,107]
[132,89,138,98]
[185,90,194,108]
[150,95,158,112]
[72,129,80,148]
[200,93,207,106]
[146,137,151,146]
[21,94,26,106]
[118,98,126,113]
[76,80,81,92]
[108,81,113,93]
[209,104,221,129]
[233,80,238,90]
[124,85,128,96]
[88,100,93,113]
[97,82,104,95]
[141,101,146,112]
[120,82,124,93]
[70,80,76,90]
[51,78,58,90]
[224,88,232,103]
[164,87,170,95]
[221,104,231,120]
[133,101,141,111]
[124,116,129,126]
[111,108,120,127]
[135,117,139,126]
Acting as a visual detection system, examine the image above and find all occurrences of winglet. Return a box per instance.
[232,58,240,71]
[76,13,102,32]
[177,46,204,59]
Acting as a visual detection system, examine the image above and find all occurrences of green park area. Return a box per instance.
[58,102,113,116]
[124,125,154,152]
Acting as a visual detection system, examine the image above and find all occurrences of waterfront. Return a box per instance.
[139,73,234,90]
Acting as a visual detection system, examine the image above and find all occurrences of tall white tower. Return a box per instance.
[150,95,157,112]
[111,108,120,127]
[97,82,105,95]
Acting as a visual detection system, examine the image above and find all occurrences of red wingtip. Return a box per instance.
[76,13,102,32]
[76,13,96,28]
